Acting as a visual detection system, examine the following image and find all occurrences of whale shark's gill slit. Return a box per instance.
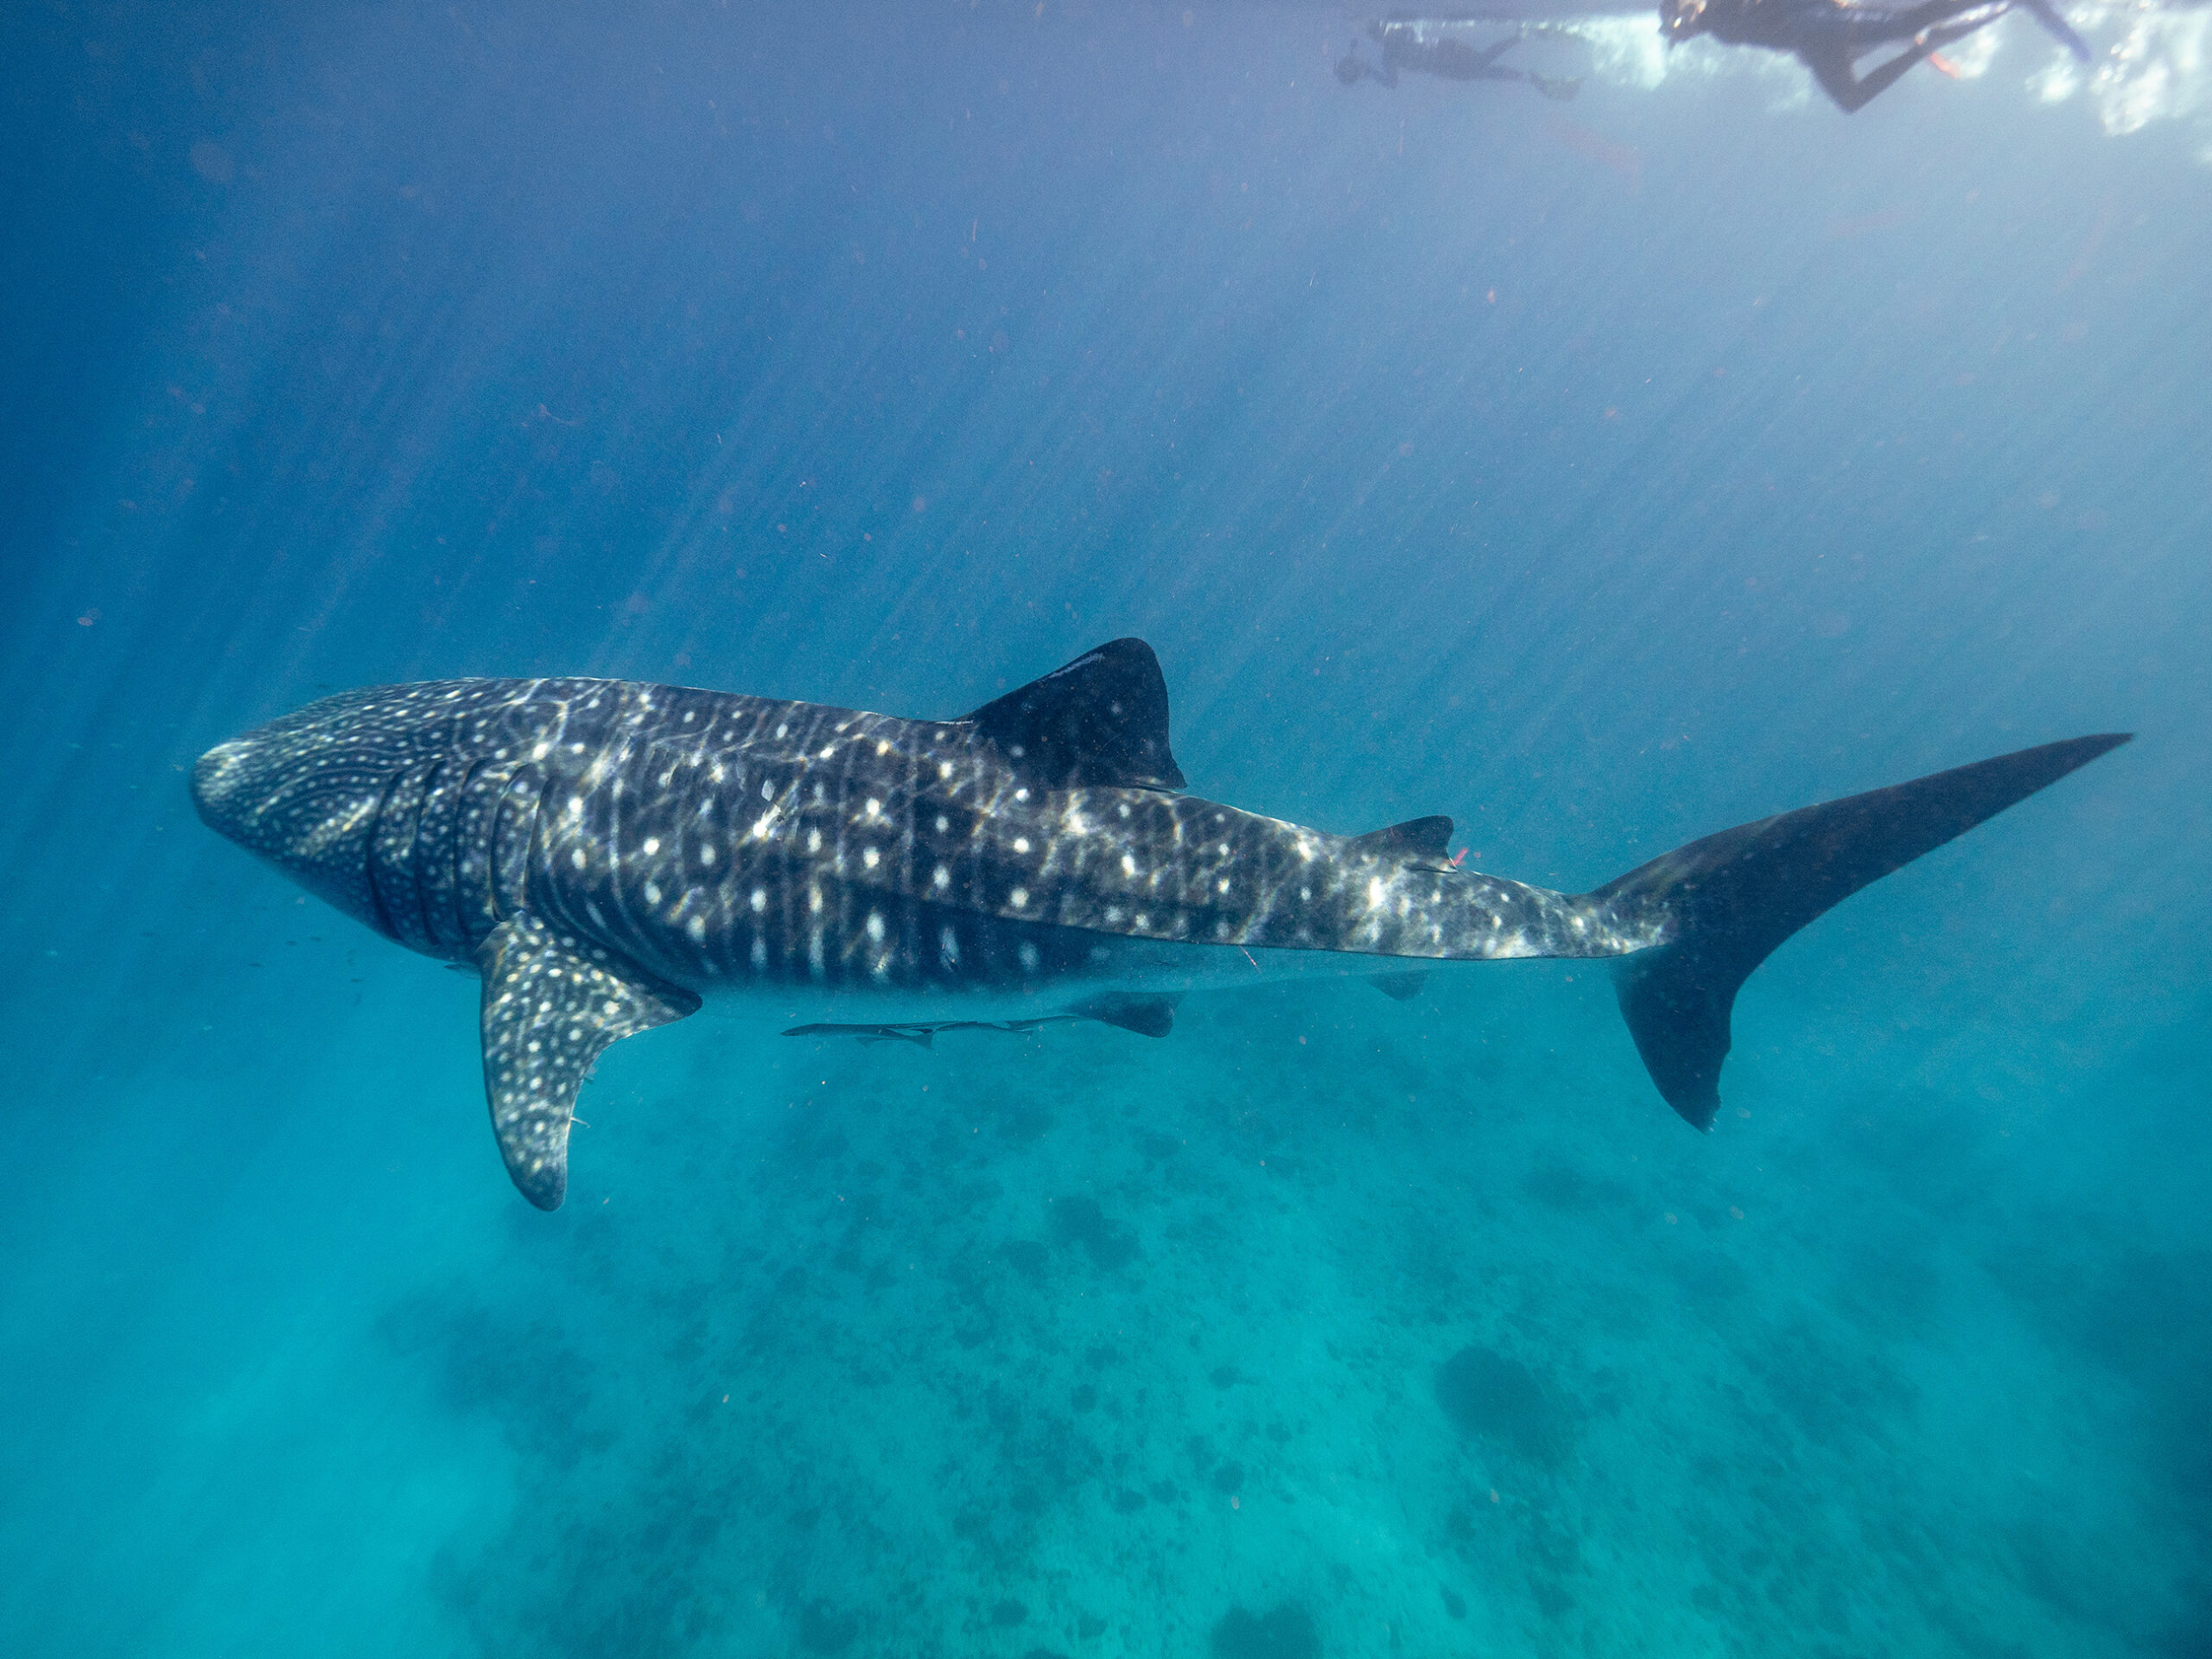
[487,770,542,926]
[368,761,434,951]
[450,760,512,950]
[360,766,407,944]
[414,753,490,957]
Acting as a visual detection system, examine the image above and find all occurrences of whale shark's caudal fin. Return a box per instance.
[1590,734,2129,1129]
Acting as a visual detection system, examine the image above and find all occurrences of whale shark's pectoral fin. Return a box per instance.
[473,914,700,1210]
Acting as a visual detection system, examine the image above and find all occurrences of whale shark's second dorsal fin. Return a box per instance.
[474,914,699,1209]
[964,638,1185,791]
[1349,816,1454,864]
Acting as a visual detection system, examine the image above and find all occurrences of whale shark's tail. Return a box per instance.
[1589,733,2129,1128]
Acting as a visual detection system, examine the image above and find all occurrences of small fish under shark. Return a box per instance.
[191,639,2126,1209]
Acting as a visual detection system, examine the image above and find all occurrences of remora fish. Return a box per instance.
[191,639,2126,1209]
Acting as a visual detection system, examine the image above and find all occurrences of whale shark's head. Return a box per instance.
[191,687,431,937]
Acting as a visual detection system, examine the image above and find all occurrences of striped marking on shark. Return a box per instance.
[191,639,2127,1209]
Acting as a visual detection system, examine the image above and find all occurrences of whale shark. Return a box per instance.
[191,639,2126,1209]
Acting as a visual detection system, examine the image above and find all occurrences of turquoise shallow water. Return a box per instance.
[3,4,2209,1656]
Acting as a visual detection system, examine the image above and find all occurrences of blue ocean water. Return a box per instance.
[3,3,2209,1654]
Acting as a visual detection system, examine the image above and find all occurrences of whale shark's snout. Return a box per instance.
[191,694,401,935]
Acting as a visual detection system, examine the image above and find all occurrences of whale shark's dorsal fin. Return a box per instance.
[473,914,699,1210]
[963,638,1186,791]
[1349,816,1454,863]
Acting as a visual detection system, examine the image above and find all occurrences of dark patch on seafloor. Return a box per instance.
[1435,1344,1574,1470]
[377,1293,607,1462]
[1049,1194,1139,1270]
[797,1600,859,1653]
[1522,1163,1634,1214]
[1211,1601,1321,1659]
[1989,1233,2212,1554]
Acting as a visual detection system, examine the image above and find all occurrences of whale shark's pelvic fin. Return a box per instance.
[1370,970,1430,1002]
[963,637,1185,791]
[1594,733,2130,1130]
[474,914,700,1209]
[1068,990,1182,1037]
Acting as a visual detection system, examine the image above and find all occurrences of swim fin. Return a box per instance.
[2017,0,2091,63]
[1589,734,2129,1128]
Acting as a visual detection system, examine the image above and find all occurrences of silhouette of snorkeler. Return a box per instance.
[1337,18,1583,100]
[1659,0,2092,112]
